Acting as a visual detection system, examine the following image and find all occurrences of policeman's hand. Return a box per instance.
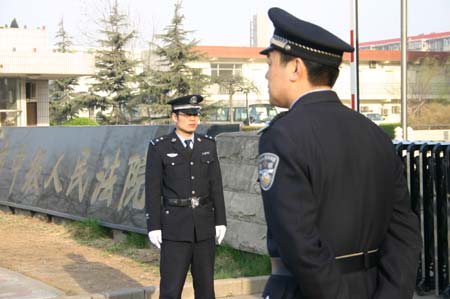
[148,230,162,249]
[215,225,226,245]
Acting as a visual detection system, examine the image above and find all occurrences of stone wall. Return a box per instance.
[216,131,267,254]
[0,126,266,254]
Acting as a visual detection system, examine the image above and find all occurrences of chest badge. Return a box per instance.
[167,153,178,158]
[258,153,279,191]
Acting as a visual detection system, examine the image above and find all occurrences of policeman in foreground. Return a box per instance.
[145,95,227,299]
[258,7,421,299]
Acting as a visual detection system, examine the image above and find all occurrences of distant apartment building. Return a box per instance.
[66,45,450,126]
[360,31,450,52]
[1,19,448,127]
[0,23,95,127]
[192,46,450,124]
[249,13,271,47]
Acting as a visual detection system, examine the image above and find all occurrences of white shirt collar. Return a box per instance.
[175,131,194,148]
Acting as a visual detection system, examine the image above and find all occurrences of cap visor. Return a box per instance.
[176,108,200,115]
[259,46,274,55]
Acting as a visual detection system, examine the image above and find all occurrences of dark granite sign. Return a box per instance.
[0,124,239,233]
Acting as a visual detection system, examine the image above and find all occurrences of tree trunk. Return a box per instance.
[229,94,234,123]
[89,108,95,121]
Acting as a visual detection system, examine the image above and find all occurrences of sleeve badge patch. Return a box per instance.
[258,153,279,191]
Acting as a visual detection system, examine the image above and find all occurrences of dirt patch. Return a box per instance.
[0,209,160,296]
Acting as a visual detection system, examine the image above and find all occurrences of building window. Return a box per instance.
[382,108,388,116]
[26,82,37,100]
[0,78,17,109]
[210,63,242,78]
[360,106,369,113]
[210,64,243,94]
[391,105,400,114]
[0,78,19,126]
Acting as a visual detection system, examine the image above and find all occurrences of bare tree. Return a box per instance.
[212,75,259,123]
[407,55,450,121]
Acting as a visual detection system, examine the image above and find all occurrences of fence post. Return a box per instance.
[417,143,436,293]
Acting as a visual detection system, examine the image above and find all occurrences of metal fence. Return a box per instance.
[395,142,450,297]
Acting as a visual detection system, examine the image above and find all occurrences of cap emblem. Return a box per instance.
[190,96,198,104]
[271,36,288,49]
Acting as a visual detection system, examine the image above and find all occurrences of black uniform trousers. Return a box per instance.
[160,237,216,299]
[262,268,379,299]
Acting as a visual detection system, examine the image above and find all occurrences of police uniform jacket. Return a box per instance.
[258,90,421,299]
[145,131,226,242]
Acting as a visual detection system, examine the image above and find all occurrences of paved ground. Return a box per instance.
[0,266,443,299]
[230,295,441,299]
[0,267,63,299]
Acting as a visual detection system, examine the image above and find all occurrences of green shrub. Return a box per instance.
[67,218,111,241]
[63,117,99,126]
[105,232,148,255]
[125,232,147,249]
[379,123,400,139]
[214,244,270,278]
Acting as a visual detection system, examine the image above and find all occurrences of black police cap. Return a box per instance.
[168,94,203,115]
[260,7,354,68]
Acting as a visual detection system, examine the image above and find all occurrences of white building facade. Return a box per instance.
[192,46,409,123]
[1,24,448,127]
[0,26,94,127]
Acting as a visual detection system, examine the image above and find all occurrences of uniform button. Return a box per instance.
[171,162,175,166]
[190,161,194,165]
[165,210,169,214]
[192,190,196,194]
[191,176,195,180]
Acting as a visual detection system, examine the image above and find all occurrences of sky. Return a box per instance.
[0,0,449,49]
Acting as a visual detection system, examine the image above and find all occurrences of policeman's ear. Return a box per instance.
[289,58,303,82]
[289,58,305,82]
[171,112,178,123]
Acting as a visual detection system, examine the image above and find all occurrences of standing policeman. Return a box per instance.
[145,94,227,299]
[258,8,422,299]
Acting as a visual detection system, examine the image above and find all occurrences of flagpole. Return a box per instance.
[350,0,360,112]
[401,0,408,139]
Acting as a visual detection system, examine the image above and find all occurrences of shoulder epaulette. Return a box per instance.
[203,134,215,141]
[149,135,169,146]
[257,111,289,135]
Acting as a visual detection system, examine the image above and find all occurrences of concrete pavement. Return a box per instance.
[0,267,155,299]
[0,266,443,299]
[0,267,63,299]
[230,294,442,299]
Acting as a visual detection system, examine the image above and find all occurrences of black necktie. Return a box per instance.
[184,139,192,152]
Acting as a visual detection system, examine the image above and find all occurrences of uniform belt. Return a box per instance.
[165,197,207,208]
[271,249,379,276]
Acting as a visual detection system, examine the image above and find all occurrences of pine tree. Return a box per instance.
[10,18,19,28]
[85,0,139,124]
[49,18,79,125]
[55,18,72,53]
[142,0,209,107]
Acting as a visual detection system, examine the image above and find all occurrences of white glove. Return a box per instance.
[148,230,162,249]
[215,225,226,245]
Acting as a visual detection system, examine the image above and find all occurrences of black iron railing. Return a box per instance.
[395,142,450,297]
